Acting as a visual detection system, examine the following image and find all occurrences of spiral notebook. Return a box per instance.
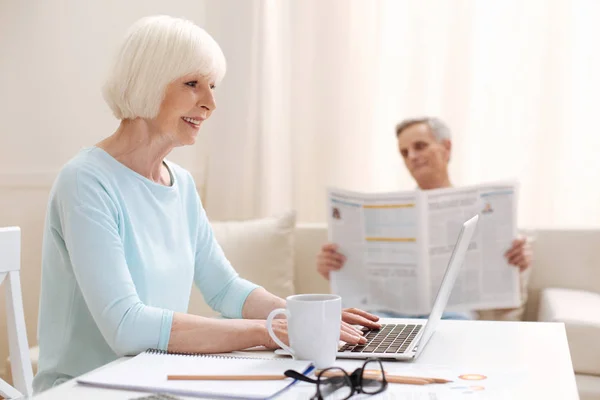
[77,349,314,399]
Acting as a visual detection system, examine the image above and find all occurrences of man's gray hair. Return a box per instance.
[395,117,451,142]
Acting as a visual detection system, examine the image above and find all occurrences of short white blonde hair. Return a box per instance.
[102,15,226,120]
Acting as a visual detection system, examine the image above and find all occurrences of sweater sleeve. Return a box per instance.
[58,171,173,356]
[192,202,259,318]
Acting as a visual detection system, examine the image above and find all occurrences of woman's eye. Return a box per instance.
[185,81,198,88]
[210,84,216,90]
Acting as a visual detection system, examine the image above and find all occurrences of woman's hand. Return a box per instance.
[263,308,381,350]
[342,307,380,330]
[263,318,290,350]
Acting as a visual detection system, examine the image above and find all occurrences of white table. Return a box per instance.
[32,319,579,399]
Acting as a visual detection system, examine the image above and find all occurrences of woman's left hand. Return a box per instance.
[340,308,381,344]
[263,308,381,349]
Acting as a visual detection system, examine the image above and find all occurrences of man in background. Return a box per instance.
[317,117,532,319]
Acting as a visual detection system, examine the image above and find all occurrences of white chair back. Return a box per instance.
[0,227,33,398]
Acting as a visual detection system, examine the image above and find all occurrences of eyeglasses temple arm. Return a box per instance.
[284,369,318,384]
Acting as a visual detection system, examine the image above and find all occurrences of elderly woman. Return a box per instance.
[33,15,380,393]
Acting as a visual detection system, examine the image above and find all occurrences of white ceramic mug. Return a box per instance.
[266,294,342,369]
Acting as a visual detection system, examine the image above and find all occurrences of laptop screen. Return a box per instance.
[414,214,479,357]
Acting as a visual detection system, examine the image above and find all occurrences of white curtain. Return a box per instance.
[200,0,292,220]
[201,0,600,228]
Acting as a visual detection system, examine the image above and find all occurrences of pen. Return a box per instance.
[167,374,287,381]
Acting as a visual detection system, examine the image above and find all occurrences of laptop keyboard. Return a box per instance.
[339,324,422,354]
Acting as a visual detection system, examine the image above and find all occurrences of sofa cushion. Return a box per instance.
[212,211,296,298]
[576,374,600,400]
[188,211,297,317]
[523,229,600,321]
[538,288,600,376]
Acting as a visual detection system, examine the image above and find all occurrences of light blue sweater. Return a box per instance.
[33,147,259,393]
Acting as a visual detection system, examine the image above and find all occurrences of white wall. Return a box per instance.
[0,0,213,376]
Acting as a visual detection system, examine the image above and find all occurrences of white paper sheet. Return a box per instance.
[77,350,313,399]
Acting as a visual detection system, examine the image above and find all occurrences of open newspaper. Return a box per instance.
[327,182,520,314]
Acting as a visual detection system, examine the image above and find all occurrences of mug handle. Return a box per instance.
[266,308,295,357]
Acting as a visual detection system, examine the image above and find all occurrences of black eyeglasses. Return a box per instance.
[284,358,388,400]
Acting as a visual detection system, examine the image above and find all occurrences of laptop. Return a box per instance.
[337,214,479,360]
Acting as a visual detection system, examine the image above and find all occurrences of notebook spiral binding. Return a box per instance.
[145,348,290,361]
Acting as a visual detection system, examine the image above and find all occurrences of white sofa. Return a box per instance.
[5,220,600,399]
